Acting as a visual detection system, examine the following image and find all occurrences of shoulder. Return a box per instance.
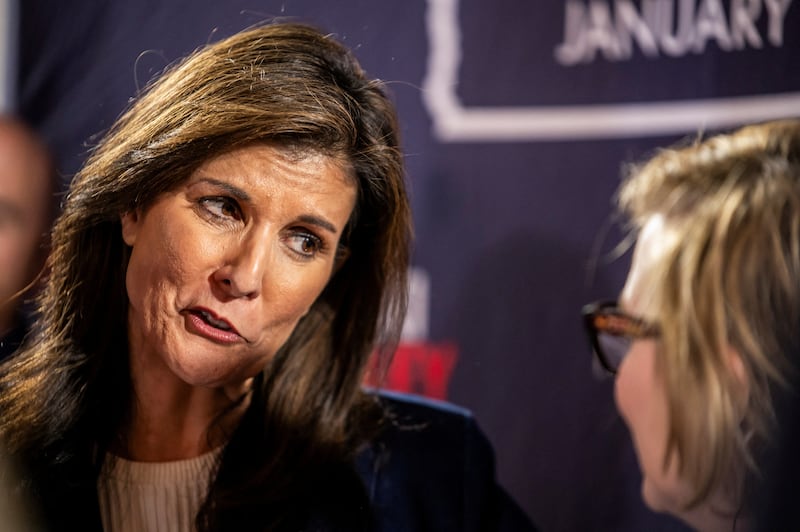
[375,389,477,431]
[373,388,472,415]
[356,391,537,532]
[366,390,490,465]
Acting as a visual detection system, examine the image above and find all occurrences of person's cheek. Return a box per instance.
[615,345,686,513]
[613,352,637,432]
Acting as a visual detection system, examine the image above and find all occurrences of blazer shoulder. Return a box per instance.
[368,390,489,458]
[357,391,537,532]
[375,390,475,425]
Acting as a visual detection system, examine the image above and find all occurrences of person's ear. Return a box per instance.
[726,346,750,416]
[120,210,141,246]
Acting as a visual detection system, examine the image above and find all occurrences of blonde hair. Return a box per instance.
[617,118,800,508]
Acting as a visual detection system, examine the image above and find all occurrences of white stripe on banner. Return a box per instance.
[422,0,800,141]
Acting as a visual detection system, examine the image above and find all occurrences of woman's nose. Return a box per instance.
[213,233,272,299]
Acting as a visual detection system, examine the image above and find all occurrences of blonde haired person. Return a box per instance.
[582,118,800,531]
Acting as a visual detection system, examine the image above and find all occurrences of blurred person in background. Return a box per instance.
[0,116,55,361]
[583,118,800,531]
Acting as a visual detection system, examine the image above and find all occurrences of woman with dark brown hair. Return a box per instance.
[0,22,534,532]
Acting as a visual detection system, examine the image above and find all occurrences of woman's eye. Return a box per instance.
[286,232,323,258]
[199,197,242,221]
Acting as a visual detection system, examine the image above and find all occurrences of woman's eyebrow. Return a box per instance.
[192,177,339,234]
[193,177,251,201]
[297,214,338,234]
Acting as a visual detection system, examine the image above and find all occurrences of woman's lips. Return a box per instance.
[184,308,244,344]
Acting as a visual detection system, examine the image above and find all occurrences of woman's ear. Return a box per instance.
[726,346,750,417]
[120,210,141,246]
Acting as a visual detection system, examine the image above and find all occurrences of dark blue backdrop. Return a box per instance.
[16,1,800,530]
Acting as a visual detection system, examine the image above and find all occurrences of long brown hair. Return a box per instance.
[0,22,411,530]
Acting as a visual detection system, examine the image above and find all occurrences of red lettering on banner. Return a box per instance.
[365,342,459,400]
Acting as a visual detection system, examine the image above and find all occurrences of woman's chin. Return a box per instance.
[642,478,740,532]
[168,356,257,390]
[641,479,670,513]
[164,336,271,389]
[640,476,686,515]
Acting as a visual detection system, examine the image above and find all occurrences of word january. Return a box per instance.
[555,0,793,66]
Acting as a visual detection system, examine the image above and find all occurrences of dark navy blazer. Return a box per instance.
[357,391,537,532]
[31,391,538,531]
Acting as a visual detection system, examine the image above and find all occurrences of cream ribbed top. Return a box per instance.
[97,449,220,532]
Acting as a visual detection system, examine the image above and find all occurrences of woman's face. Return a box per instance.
[121,144,356,389]
[615,215,691,513]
